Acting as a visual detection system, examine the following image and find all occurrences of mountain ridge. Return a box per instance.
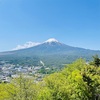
[0,38,100,67]
[1,38,100,52]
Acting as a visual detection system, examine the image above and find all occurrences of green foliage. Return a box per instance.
[0,59,100,100]
[81,65,100,99]
[90,55,100,67]
[0,75,37,100]
[0,83,10,100]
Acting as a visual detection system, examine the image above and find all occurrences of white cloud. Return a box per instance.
[12,41,40,50]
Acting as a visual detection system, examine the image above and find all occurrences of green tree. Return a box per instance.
[90,55,100,67]
[41,73,69,100]
[0,83,10,100]
[4,75,37,100]
[81,65,100,100]
[62,59,100,100]
[1,58,100,100]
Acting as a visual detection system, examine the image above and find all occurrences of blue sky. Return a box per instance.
[0,0,100,51]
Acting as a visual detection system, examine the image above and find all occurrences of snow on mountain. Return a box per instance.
[44,38,59,43]
[12,38,59,50]
[1,38,100,67]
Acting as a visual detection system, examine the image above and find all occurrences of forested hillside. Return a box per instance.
[0,39,100,67]
[0,58,100,100]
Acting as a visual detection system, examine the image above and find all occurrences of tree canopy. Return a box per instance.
[0,58,100,100]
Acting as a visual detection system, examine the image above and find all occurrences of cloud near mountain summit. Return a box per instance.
[12,41,40,50]
[12,38,58,51]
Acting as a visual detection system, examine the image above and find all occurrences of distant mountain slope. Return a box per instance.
[0,38,100,67]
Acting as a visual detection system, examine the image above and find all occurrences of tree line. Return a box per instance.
[0,55,100,100]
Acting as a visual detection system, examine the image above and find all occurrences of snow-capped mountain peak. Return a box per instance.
[12,38,60,51]
[44,38,59,43]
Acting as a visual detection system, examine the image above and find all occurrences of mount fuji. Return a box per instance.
[0,38,100,67]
